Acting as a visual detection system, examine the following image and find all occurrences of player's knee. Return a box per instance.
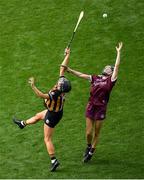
[44,136,51,144]
[35,113,42,119]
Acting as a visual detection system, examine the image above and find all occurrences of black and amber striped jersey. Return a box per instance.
[44,90,65,112]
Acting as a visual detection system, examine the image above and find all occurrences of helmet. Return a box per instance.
[58,77,71,93]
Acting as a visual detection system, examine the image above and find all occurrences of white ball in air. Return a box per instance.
[103,13,107,18]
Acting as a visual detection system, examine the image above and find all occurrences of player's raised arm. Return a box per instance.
[60,48,71,77]
[111,42,123,82]
[28,77,49,99]
[67,67,91,81]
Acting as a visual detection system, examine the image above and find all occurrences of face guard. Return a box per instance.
[58,77,71,93]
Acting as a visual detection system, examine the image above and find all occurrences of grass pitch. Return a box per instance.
[0,0,144,178]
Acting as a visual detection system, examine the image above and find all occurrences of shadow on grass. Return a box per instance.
[79,157,144,178]
[94,158,143,169]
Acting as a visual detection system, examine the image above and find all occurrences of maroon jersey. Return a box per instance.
[89,75,116,107]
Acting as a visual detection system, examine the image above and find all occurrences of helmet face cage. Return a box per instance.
[58,77,71,93]
[58,78,65,92]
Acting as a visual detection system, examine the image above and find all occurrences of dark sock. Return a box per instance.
[51,156,56,160]
[90,148,95,154]
[87,144,92,148]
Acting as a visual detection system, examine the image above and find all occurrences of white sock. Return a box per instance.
[89,151,93,155]
[51,159,56,164]
[21,121,26,126]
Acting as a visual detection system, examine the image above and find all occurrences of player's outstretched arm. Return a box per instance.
[28,77,49,99]
[60,48,70,77]
[111,42,123,82]
[67,67,91,80]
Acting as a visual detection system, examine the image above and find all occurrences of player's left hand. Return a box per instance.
[116,42,123,52]
[28,77,35,86]
[64,48,70,55]
[66,67,71,73]
[61,64,68,70]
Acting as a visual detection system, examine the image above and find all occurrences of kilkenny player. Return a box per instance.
[13,48,71,172]
[66,42,123,162]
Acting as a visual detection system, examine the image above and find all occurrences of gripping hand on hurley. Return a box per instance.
[28,77,35,87]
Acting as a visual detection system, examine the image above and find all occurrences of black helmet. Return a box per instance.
[58,77,71,93]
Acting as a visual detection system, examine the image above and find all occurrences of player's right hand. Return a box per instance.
[64,48,70,55]
[116,42,123,52]
[66,67,70,73]
[28,77,35,86]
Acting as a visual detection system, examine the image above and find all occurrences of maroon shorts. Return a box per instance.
[85,102,106,120]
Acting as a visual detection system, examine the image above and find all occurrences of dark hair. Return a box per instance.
[110,65,114,71]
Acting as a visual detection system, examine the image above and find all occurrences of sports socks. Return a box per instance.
[89,147,95,155]
[87,144,92,148]
[21,121,26,127]
[51,156,57,164]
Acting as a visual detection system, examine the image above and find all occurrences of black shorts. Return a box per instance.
[44,110,63,128]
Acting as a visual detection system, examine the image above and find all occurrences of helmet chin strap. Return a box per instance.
[102,72,109,76]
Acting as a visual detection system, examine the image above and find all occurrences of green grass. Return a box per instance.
[0,0,144,178]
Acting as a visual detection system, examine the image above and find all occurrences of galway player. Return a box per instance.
[13,48,71,171]
[66,42,123,162]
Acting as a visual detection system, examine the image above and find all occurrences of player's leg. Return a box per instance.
[44,124,59,172]
[84,120,103,162]
[91,106,105,150]
[13,110,47,129]
[83,117,94,160]
[86,117,94,146]
[92,120,103,150]
[83,102,95,159]
[60,48,70,76]
[25,110,47,125]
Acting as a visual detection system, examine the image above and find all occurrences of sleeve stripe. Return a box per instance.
[89,75,92,82]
